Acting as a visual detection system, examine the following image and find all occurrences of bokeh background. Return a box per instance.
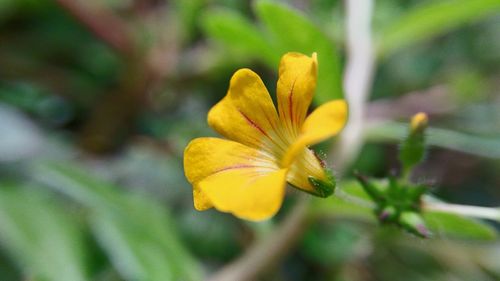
[0,0,500,280]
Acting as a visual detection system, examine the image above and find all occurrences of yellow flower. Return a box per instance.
[184,52,347,221]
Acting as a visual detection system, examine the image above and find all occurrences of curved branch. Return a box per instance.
[207,196,311,281]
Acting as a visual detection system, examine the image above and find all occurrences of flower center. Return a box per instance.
[259,122,326,192]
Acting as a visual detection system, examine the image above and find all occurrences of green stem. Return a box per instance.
[334,188,375,209]
[401,166,411,184]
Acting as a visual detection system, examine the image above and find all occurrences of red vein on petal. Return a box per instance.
[288,80,296,125]
[238,109,271,139]
[284,79,299,139]
[213,164,257,175]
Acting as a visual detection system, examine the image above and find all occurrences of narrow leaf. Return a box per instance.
[377,0,500,58]
[423,211,497,240]
[90,194,203,281]
[202,9,278,66]
[33,163,203,281]
[0,186,88,281]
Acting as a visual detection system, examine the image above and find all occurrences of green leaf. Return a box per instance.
[201,8,278,66]
[202,1,343,103]
[34,162,119,208]
[423,211,497,240]
[0,186,88,281]
[255,0,343,102]
[377,0,500,58]
[175,0,205,42]
[90,194,203,281]
[33,163,203,281]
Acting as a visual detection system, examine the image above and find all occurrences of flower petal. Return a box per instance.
[276,52,318,134]
[184,137,278,211]
[199,168,288,221]
[208,69,280,150]
[192,183,212,211]
[281,100,347,167]
[286,148,326,193]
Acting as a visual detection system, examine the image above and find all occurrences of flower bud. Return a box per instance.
[378,206,397,222]
[410,112,428,133]
[354,172,384,201]
[399,212,430,238]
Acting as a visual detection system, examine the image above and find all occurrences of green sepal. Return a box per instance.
[307,169,336,198]
[388,173,399,191]
[354,172,384,201]
[355,171,432,238]
[407,184,428,204]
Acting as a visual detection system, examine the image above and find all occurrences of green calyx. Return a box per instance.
[351,113,432,238]
[355,172,430,238]
[307,169,336,198]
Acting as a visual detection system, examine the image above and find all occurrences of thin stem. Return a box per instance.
[423,201,500,222]
[335,186,500,222]
[400,166,411,186]
[207,196,312,281]
[335,187,376,209]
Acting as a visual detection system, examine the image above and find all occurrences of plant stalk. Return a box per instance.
[423,201,500,222]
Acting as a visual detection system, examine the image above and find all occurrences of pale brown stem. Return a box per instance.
[207,196,311,281]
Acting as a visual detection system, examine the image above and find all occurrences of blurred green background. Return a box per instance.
[0,0,500,280]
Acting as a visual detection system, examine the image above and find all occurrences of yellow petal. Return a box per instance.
[184,137,278,211]
[208,69,280,150]
[281,100,348,168]
[192,183,212,211]
[199,168,288,221]
[276,52,318,135]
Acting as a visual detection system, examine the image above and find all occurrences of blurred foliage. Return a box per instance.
[202,0,343,103]
[376,0,500,58]
[0,186,88,281]
[0,0,500,280]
